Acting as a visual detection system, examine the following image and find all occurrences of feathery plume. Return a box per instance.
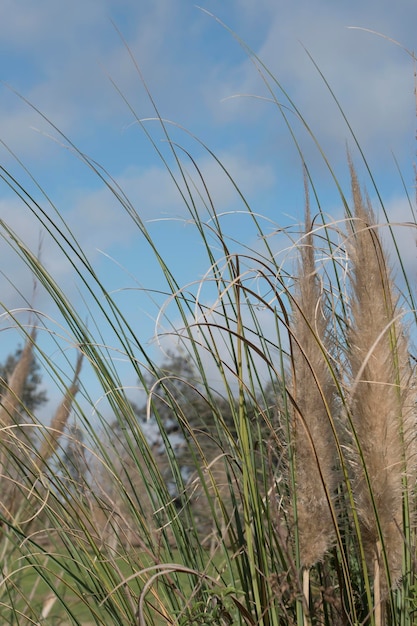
[0,326,37,522]
[37,351,83,469]
[291,178,337,569]
[0,326,37,430]
[346,159,415,600]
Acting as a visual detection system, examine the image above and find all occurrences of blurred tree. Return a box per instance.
[133,350,238,438]
[101,349,281,549]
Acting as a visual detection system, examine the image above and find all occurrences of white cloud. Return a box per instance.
[203,1,416,169]
[1,0,415,177]
[66,145,276,239]
[0,141,276,317]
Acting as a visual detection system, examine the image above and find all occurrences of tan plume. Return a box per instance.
[346,158,415,603]
[291,176,337,569]
[37,350,84,469]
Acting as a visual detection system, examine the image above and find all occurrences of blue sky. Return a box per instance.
[0,0,416,420]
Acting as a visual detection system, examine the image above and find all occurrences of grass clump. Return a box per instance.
[0,23,416,626]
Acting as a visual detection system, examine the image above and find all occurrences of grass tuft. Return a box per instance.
[0,23,416,626]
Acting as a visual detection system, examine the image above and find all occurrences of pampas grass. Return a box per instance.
[290,179,338,569]
[0,24,416,626]
[0,325,38,523]
[344,159,416,624]
[0,325,37,431]
[37,351,83,469]
[289,179,338,623]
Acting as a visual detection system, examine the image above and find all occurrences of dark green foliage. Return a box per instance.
[133,350,237,431]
